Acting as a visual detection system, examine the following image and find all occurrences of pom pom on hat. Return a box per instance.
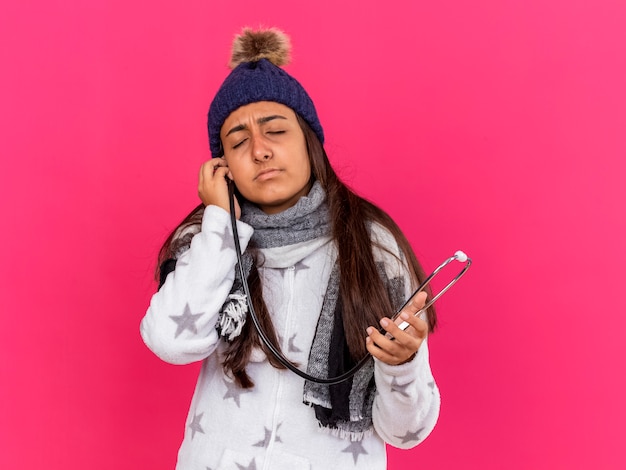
[207,27,324,157]
[229,27,291,69]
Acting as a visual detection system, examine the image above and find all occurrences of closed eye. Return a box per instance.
[232,138,248,149]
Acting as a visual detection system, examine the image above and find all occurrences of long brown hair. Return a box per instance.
[156,115,436,387]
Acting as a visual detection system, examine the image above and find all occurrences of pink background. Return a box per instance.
[1,0,625,468]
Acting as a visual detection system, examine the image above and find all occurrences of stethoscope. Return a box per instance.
[228,181,472,385]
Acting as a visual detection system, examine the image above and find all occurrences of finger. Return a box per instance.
[367,324,397,351]
[200,158,224,175]
[378,318,423,350]
[198,159,231,208]
[365,329,418,365]
[366,335,400,364]
[393,291,427,329]
[200,165,228,186]
[394,311,429,338]
[212,158,228,174]
[212,166,230,180]
[367,322,415,360]
[402,291,427,314]
[199,161,210,181]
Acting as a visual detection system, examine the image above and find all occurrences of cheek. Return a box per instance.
[292,142,311,177]
[223,155,244,176]
[300,154,312,180]
[302,162,312,181]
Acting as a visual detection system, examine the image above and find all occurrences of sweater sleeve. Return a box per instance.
[372,340,440,448]
[140,205,254,365]
[368,222,441,448]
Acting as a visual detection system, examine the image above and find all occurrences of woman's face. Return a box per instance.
[220,101,312,214]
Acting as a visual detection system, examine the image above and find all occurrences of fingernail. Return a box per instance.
[380,318,389,327]
[401,313,409,320]
[366,327,373,335]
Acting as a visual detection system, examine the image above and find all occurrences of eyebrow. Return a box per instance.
[225,114,288,137]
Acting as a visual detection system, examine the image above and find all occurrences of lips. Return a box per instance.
[255,168,282,181]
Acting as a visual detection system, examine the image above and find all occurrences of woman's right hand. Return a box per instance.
[198,158,241,219]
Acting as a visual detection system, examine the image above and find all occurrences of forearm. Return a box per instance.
[140,205,253,364]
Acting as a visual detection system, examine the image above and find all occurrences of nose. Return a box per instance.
[251,134,272,162]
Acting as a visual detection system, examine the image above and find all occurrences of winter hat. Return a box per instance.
[208,27,324,157]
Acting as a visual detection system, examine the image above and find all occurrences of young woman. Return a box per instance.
[141,27,440,470]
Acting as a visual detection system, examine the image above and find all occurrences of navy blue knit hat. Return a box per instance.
[208,28,324,157]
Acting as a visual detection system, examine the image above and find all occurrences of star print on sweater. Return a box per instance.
[287,334,302,353]
[189,412,205,439]
[236,458,257,470]
[169,304,204,338]
[294,260,309,273]
[394,427,425,444]
[390,376,415,398]
[223,377,252,407]
[341,440,368,464]
[210,224,234,251]
[253,424,282,447]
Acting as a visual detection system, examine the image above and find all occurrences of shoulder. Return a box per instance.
[171,224,202,259]
[369,222,407,277]
[370,221,402,257]
[170,205,241,259]
[369,221,399,250]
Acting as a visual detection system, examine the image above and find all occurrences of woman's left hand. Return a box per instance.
[365,291,429,365]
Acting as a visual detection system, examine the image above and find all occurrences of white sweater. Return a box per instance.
[141,205,440,470]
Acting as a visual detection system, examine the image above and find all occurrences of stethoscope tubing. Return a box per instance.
[227,181,471,385]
